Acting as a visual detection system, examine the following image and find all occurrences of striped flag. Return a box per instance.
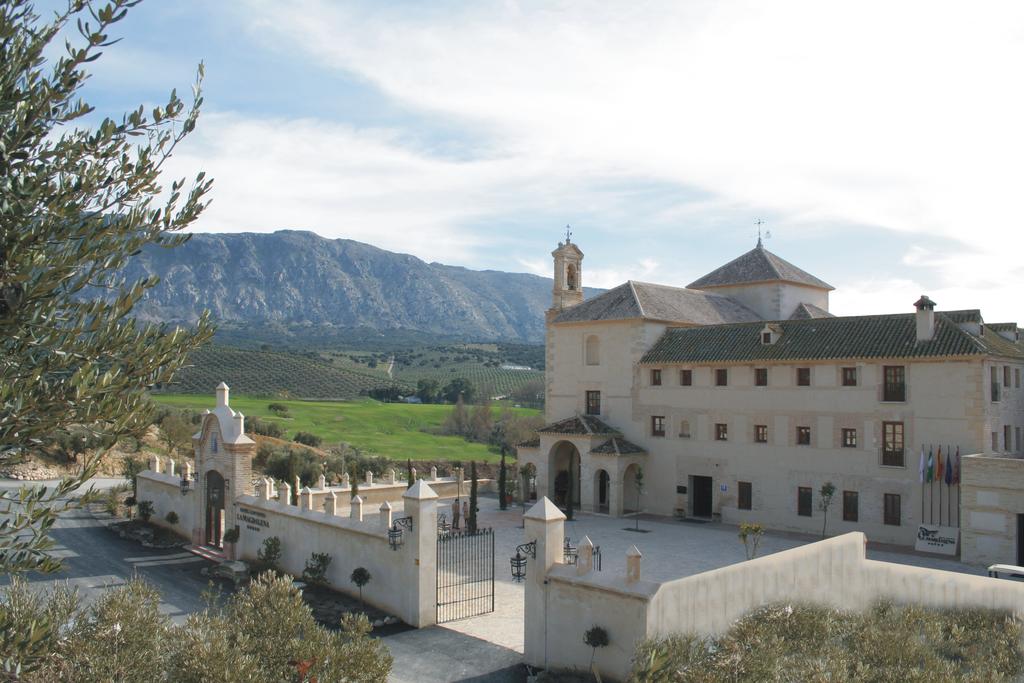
[918,447,926,484]
[927,447,934,483]
[945,447,954,486]
[936,446,944,481]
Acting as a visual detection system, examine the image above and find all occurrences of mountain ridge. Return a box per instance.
[122,229,601,342]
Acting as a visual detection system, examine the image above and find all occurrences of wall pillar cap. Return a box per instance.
[579,535,594,549]
[325,489,337,500]
[627,545,642,558]
[524,496,566,522]
[351,494,364,504]
[380,500,393,511]
[403,480,439,501]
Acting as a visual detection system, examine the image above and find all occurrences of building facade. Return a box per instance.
[518,237,1024,547]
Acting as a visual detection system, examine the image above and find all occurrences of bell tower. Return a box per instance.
[550,228,584,313]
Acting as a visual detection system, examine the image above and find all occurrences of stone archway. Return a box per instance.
[622,463,642,514]
[549,441,581,511]
[594,469,610,513]
[205,469,225,548]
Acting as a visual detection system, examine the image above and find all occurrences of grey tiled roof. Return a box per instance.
[688,244,834,291]
[790,302,834,320]
[640,311,1024,364]
[552,281,761,325]
[536,415,620,436]
[590,437,646,455]
[941,309,982,324]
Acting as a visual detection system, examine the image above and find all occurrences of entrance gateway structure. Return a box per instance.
[136,383,495,627]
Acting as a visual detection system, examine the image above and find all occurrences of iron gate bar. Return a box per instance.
[436,527,495,623]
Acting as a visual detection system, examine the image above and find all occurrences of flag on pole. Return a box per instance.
[927,447,934,483]
[936,447,944,481]
[945,448,953,486]
[918,447,926,483]
[953,446,960,485]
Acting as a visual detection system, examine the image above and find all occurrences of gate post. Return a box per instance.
[402,480,438,628]
[523,497,566,670]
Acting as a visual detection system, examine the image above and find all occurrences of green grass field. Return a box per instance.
[153,394,539,463]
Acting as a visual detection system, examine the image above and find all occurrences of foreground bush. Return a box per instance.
[3,572,392,682]
[630,602,1024,682]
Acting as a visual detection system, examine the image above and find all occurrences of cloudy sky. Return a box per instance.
[55,0,1024,322]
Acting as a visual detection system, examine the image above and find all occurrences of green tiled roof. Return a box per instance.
[640,312,1024,365]
[590,437,646,455]
[537,415,620,436]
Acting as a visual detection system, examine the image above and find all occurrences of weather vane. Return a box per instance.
[565,224,572,243]
[755,219,771,246]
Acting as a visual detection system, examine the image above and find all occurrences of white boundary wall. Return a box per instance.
[137,471,196,538]
[525,498,1024,682]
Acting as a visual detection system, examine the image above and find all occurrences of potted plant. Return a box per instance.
[223,526,240,559]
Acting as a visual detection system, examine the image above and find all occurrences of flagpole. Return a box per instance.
[947,444,952,526]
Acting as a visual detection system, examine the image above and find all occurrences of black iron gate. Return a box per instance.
[436,528,494,623]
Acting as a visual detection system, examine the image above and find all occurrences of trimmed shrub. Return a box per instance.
[165,511,179,525]
[302,552,331,586]
[137,501,154,522]
[293,431,322,448]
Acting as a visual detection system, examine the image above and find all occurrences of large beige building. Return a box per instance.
[517,237,1024,547]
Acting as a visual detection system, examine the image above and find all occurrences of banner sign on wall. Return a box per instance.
[915,524,959,555]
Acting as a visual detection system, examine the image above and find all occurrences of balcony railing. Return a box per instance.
[882,448,905,467]
[883,383,906,402]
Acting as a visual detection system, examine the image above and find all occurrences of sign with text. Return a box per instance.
[915,524,959,555]
[238,506,270,533]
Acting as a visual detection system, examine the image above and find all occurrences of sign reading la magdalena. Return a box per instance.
[915,524,959,555]
[238,506,270,533]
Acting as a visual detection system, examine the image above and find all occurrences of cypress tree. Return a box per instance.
[498,447,508,510]
[406,458,414,488]
[468,461,478,533]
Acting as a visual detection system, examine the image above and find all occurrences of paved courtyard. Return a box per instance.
[386,492,986,681]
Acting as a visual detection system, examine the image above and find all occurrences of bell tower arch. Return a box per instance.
[550,229,584,312]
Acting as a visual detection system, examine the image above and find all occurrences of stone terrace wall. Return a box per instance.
[531,517,1024,682]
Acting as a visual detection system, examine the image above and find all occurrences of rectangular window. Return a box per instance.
[796,426,811,445]
[798,487,812,517]
[754,424,768,443]
[738,482,752,511]
[679,369,692,386]
[884,493,901,526]
[761,331,772,344]
[842,428,858,448]
[882,421,904,466]
[679,419,691,438]
[843,490,859,522]
[650,369,662,386]
[1016,368,1021,389]
[715,368,728,386]
[842,367,858,386]
[585,390,601,416]
[993,431,999,451]
[1017,427,1022,453]
[797,367,811,386]
[1005,425,1012,451]
[991,366,1001,402]
[651,416,665,437]
[755,368,768,386]
[715,423,728,441]
[1004,366,1011,387]
[883,365,906,401]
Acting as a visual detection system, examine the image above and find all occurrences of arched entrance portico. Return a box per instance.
[205,469,225,548]
[549,441,581,512]
[622,463,642,514]
[594,469,609,513]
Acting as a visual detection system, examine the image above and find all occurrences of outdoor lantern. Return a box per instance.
[389,516,413,550]
[510,540,537,582]
[179,476,192,495]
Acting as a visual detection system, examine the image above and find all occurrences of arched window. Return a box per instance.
[585,335,600,366]
[680,420,691,438]
[566,263,578,291]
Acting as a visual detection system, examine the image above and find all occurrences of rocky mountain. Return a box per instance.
[121,230,601,342]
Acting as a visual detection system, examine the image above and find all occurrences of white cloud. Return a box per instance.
[185,0,1024,320]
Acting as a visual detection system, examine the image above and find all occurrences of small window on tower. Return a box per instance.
[566,263,577,290]
[211,435,218,453]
